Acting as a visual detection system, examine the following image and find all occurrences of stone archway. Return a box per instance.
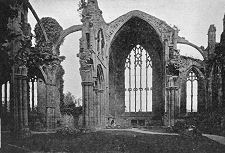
[108,16,165,126]
[179,64,206,115]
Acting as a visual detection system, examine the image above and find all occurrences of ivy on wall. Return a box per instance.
[56,64,65,110]
[34,17,63,55]
[34,17,65,112]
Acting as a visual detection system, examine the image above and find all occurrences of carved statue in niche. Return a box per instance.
[97,28,105,59]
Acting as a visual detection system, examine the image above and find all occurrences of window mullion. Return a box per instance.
[134,47,137,112]
[129,55,131,112]
[140,47,142,112]
[145,51,148,112]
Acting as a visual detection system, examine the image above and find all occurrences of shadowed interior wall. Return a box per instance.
[108,17,164,123]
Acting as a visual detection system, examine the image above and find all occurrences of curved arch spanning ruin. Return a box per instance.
[106,10,174,51]
[177,36,206,60]
[53,25,82,54]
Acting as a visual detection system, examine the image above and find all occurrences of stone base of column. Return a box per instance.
[12,127,31,139]
[19,127,31,138]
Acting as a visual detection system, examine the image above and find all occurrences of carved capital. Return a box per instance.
[42,64,59,84]
[82,81,94,86]
[80,68,92,82]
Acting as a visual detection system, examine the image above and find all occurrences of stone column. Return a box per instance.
[98,90,102,126]
[12,66,18,133]
[82,81,94,128]
[27,81,30,116]
[93,87,97,126]
[22,76,28,128]
[93,84,103,127]
[12,66,30,137]
[165,75,178,127]
[162,39,169,124]
[218,67,223,108]
[100,90,105,127]
[36,64,61,130]
[207,65,214,111]
[19,72,23,129]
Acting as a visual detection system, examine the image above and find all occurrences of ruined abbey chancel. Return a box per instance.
[1,0,225,137]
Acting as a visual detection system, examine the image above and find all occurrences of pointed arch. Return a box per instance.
[185,66,205,113]
[107,10,174,49]
[186,70,198,112]
[186,65,204,79]
[108,14,165,120]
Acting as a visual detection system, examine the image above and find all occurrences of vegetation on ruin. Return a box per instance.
[78,0,87,11]
[34,17,63,54]
[60,92,82,117]
[1,130,225,153]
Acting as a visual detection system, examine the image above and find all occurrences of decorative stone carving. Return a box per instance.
[42,64,59,85]
[97,28,105,59]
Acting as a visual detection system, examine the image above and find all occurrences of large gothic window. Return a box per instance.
[125,45,152,112]
[186,71,198,112]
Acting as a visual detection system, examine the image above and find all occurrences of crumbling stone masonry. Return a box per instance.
[1,0,225,137]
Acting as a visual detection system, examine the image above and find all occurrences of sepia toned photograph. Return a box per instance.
[0,0,225,152]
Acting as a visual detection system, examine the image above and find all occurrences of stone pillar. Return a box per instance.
[12,66,30,137]
[27,81,30,115]
[93,88,98,126]
[12,66,19,132]
[163,39,169,123]
[82,81,94,128]
[100,90,105,127]
[208,66,214,111]
[93,84,104,127]
[22,77,28,127]
[31,79,35,111]
[37,64,61,130]
[45,83,60,130]
[19,74,23,129]
[89,83,94,127]
[165,75,178,127]
[218,67,223,108]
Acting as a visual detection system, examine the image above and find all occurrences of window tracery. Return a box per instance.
[125,45,152,112]
[186,71,198,112]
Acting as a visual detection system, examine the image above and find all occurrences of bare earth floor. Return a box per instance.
[1,130,225,153]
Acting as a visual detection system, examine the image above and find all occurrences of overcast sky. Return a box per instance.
[28,0,225,98]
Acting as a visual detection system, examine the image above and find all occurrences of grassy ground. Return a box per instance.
[1,130,225,153]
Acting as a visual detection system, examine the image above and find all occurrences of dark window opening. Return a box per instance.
[86,33,90,49]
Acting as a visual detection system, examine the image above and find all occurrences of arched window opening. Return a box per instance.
[1,81,10,112]
[125,45,152,112]
[29,77,38,111]
[186,71,198,112]
[97,64,104,90]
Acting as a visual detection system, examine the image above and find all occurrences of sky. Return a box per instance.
[28,0,225,98]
